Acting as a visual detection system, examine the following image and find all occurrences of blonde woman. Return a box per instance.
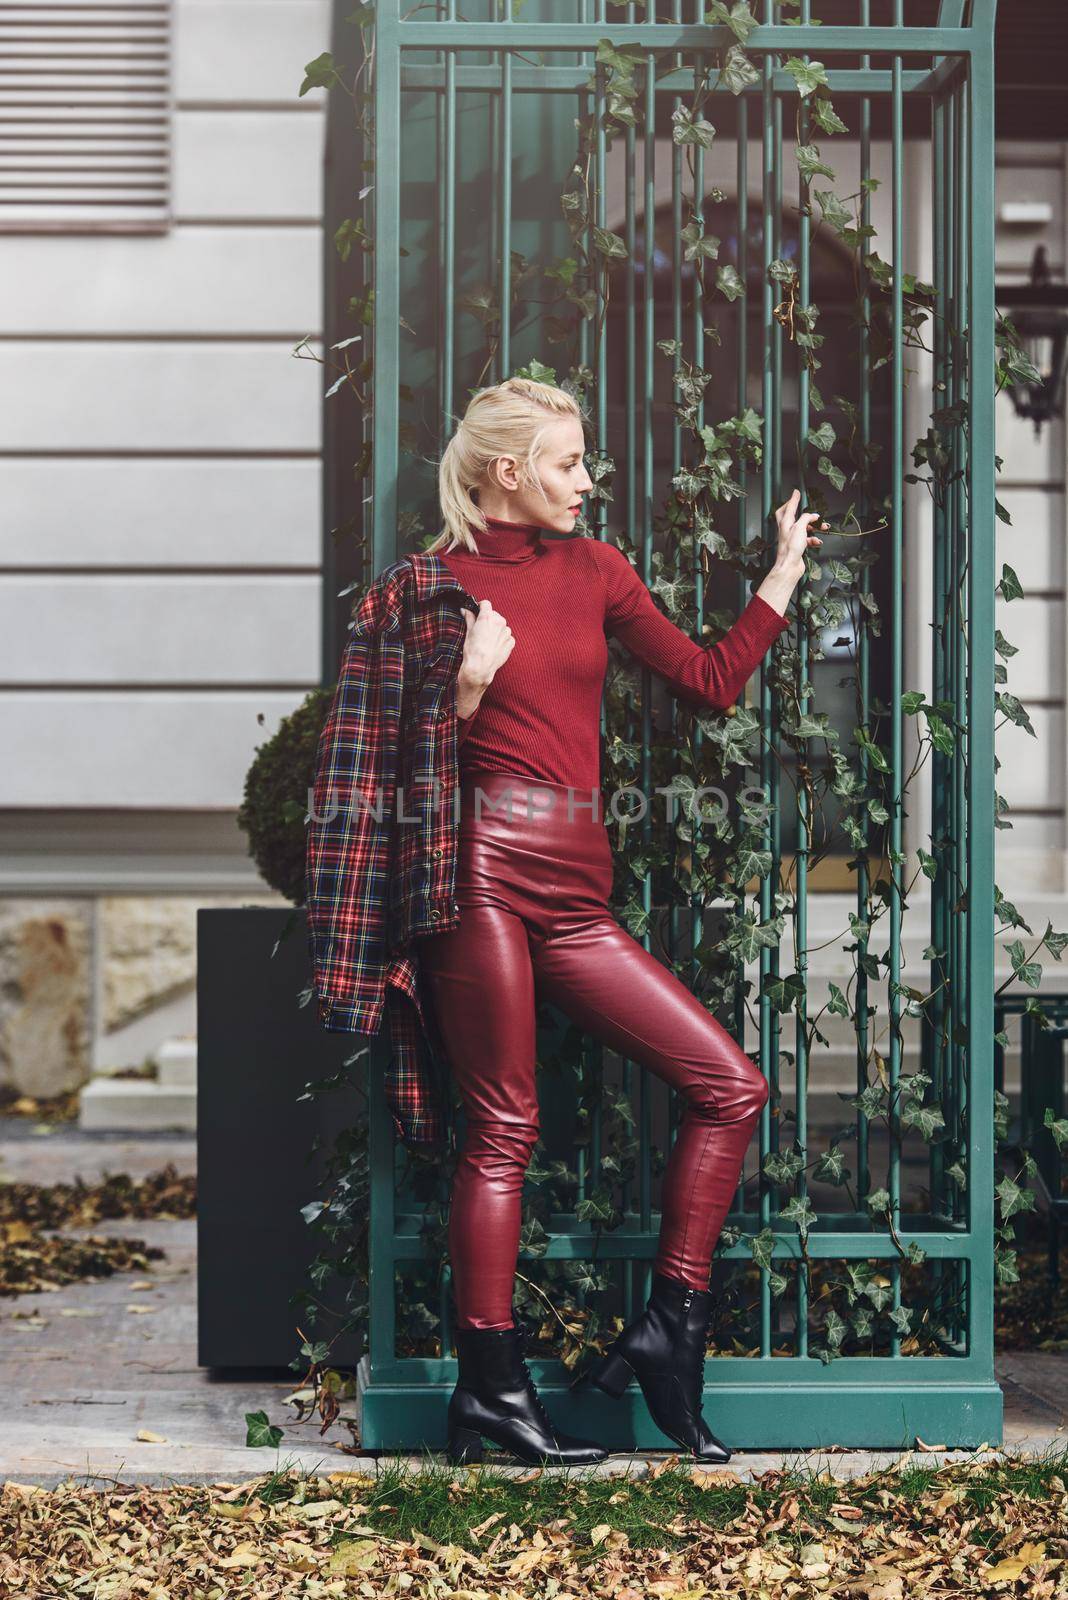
[417,377,824,1466]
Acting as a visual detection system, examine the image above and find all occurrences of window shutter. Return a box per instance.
[0,0,171,232]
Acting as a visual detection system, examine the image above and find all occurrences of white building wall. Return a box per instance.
[0,0,329,819]
[0,0,331,1094]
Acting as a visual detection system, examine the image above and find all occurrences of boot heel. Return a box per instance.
[586,1345,634,1399]
[446,1424,484,1464]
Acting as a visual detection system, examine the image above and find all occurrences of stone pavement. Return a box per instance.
[1,1124,1065,1488]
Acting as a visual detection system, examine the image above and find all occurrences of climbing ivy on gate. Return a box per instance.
[284,6,1068,1423]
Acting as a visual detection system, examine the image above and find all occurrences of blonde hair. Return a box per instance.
[428,376,584,556]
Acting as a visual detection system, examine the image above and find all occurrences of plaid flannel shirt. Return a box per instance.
[305,552,482,1150]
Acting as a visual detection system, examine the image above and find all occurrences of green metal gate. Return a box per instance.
[356,0,1001,1450]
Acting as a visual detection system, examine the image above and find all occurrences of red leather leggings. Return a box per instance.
[417,771,769,1330]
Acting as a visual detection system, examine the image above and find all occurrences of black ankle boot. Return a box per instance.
[568,1271,731,1463]
[446,1321,609,1467]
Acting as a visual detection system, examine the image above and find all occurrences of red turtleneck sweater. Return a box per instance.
[439,516,792,793]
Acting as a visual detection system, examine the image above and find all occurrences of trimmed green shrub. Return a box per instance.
[236,686,335,904]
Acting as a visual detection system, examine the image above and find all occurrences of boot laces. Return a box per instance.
[514,1324,555,1433]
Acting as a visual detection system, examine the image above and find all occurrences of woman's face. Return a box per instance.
[483,415,594,534]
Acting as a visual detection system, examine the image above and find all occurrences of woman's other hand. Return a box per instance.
[772,488,826,583]
[456,599,514,719]
[752,488,826,622]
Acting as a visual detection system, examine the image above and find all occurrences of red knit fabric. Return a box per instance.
[440,516,792,792]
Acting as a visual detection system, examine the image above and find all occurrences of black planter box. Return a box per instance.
[197,906,365,1370]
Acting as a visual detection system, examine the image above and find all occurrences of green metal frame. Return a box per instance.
[358,0,1002,1452]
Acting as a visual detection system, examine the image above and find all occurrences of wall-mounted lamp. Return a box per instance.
[995,245,1068,437]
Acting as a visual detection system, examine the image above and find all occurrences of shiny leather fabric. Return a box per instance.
[417,770,769,1330]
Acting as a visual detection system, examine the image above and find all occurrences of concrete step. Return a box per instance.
[157,1036,196,1089]
[78,1075,196,1133]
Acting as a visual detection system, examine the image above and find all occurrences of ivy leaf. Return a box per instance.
[299,51,342,96]
[923,711,956,756]
[731,845,772,883]
[671,104,716,149]
[726,910,783,963]
[763,973,806,1015]
[591,225,628,259]
[811,95,848,134]
[806,420,835,452]
[1007,938,1043,989]
[762,1142,806,1184]
[1044,1107,1068,1150]
[851,1305,874,1340]
[681,220,721,261]
[995,1173,1036,1222]
[574,1190,621,1230]
[818,453,846,491]
[827,982,850,1018]
[813,1145,849,1186]
[783,56,829,98]
[995,1246,1020,1286]
[563,1259,610,1296]
[824,1307,848,1349]
[512,358,557,385]
[715,263,746,301]
[245,1410,284,1449]
[720,43,761,95]
[518,1215,551,1256]
[864,1278,894,1312]
[848,1082,887,1121]
[998,562,1024,601]
[813,188,853,236]
[705,0,759,42]
[795,143,836,182]
[749,1225,776,1271]
[900,1099,946,1140]
[780,1195,818,1239]
[865,1187,891,1218]
[996,692,1036,738]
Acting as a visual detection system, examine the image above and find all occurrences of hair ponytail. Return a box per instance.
[427,376,584,555]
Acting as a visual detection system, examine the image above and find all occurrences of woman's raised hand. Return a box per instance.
[773,489,826,583]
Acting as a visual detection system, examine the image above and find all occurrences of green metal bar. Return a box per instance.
[929,45,949,1310]
[667,0,683,1190]
[498,36,512,376]
[401,64,950,94]
[731,91,748,1093]
[398,24,979,52]
[887,11,904,1360]
[770,44,783,1168]
[369,0,402,1378]
[856,0,872,1211]
[442,3,456,429]
[758,40,775,1360]
[953,78,967,1340]
[639,6,654,1286]
[794,0,810,1362]
[967,29,996,1381]
[390,1217,989,1261]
